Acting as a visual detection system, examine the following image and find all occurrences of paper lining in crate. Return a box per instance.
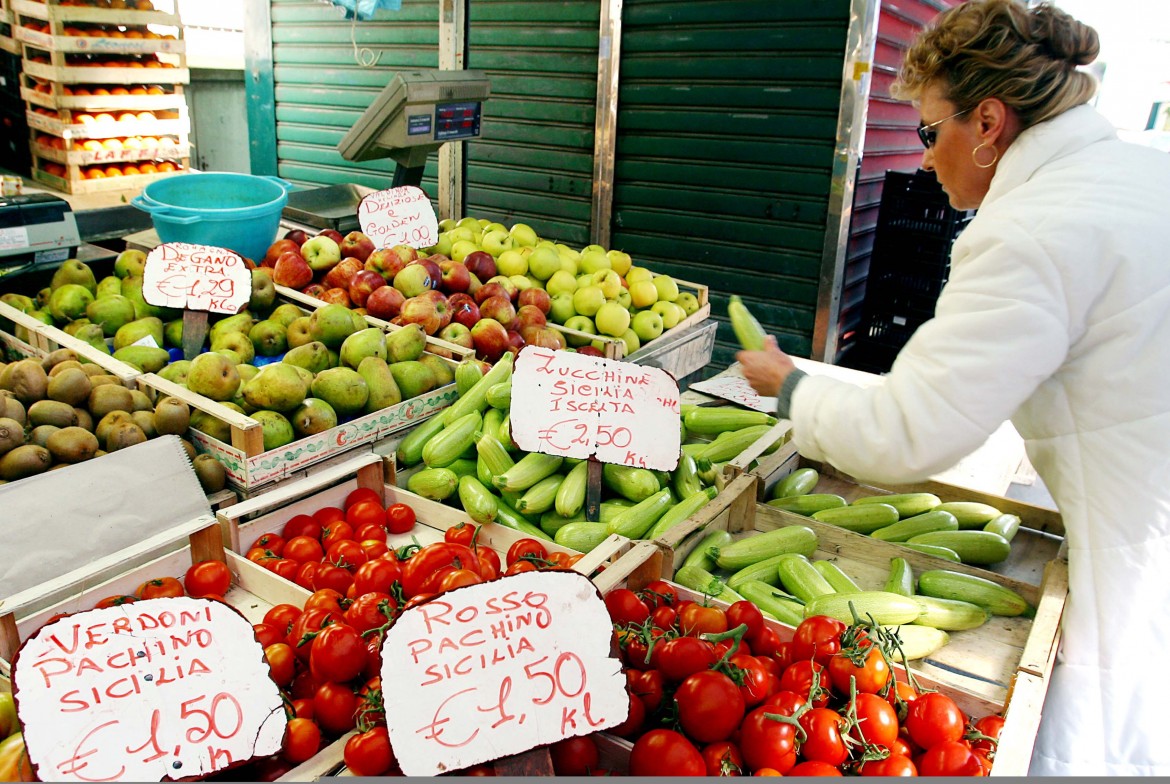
[741,441,1064,587]
[26,106,189,139]
[21,72,186,111]
[0,299,141,383]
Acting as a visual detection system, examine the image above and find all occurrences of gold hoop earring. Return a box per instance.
[973,142,999,169]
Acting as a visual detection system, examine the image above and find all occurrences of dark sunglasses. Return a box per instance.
[917,109,968,148]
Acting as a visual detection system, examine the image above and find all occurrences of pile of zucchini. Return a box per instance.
[767,468,1021,566]
[395,353,784,551]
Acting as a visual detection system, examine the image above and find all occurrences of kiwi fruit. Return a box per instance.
[129,389,153,412]
[40,348,78,372]
[153,397,191,436]
[130,410,157,439]
[1,360,48,406]
[0,394,26,427]
[88,384,134,419]
[29,425,60,448]
[178,437,197,461]
[73,407,94,432]
[105,421,147,452]
[95,410,134,445]
[192,453,227,493]
[80,364,108,378]
[88,375,122,389]
[46,426,99,463]
[28,399,79,429]
[0,417,25,458]
[48,359,84,378]
[47,367,92,407]
[0,444,51,480]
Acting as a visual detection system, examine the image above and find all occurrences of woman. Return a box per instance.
[738,0,1170,775]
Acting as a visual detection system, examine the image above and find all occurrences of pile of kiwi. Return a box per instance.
[0,349,227,493]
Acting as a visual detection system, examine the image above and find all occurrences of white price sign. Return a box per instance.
[12,598,287,782]
[142,243,251,315]
[511,345,681,471]
[358,186,440,249]
[688,375,777,413]
[381,570,627,776]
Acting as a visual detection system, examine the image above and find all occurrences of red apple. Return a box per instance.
[486,275,519,303]
[518,287,552,314]
[317,229,344,244]
[470,318,510,363]
[415,257,443,288]
[389,244,420,265]
[366,248,409,281]
[447,292,475,310]
[348,269,386,308]
[398,295,444,335]
[365,285,406,320]
[272,251,313,289]
[463,250,497,283]
[515,304,547,333]
[338,231,376,262]
[505,329,526,356]
[320,287,352,307]
[302,283,328,299]
[283,228,309,247]
[479,295,516,329]
[576,345,604,358]
[438,259,471,294]
[449,299,481,330]
[527,326,567,350]
[474,282,509,305]
[467,272,483,297]
[438,322,474,351]
[262,239,300,269]
[423,253,450,265]
[324,257,365,291]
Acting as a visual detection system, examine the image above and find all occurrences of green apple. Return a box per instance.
[510,223,540,247]
[630,279,659,309]
[481,229,514,257]
[558,255,579,276]
[546,270,578,297]
[448,226,475,244]
[591,269,623,300]
[595,301,631,337]
[618,328,641,355]
[451,240,481,263]
[607,249,633,277]
[496,249,528,277]
[555,244,581,264]
[632,310,664,342]
[653,275,680,303]
[509,275,534,292]
[457,217,480,231]
[549,293,577,324]
[562,315,597,346]
[652,300,683,329]
[485,222,507,235]
[572,285,605,318]
[616,289,633,310]
[581,244,606,256]
[675,292,701,316]
[439,218,458,232]
[576,273,595,291]
[432,232,454,257]
[477,218,492,230]
[579,249,612,275]
[527,247,562,281]
[518,246,534,258]
[536,239,557,250]
[626,266,653,285]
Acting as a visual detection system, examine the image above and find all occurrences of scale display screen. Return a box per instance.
[435,101,482,141]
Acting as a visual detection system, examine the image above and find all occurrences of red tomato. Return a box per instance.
[629,729,705,776]
[678,602,728,636]
[326,539,369,572]
[788,760,843,776]
[550,735,600,776]
[346,500,385,530]
[284,535,325,564]
[505,559,538,575]
[385,502,416,534]
[136,576,184,599]
[726,600,766,642]
[251,532,285,555]
[545,551,574,570]
[345,487,382,510]
[799,708,848,767]
[291,670,322,701]
[440,568,483,592]
[281,718,321,763]
[322,521,355,549]
[313,506,345,527]
[702,740,745,776]
[650,604,678,631]
[860,755,918,776]
[887,679,919,710]
[283,513,323,541]
[310,624,367,684]
[626,668,665,714]
[651,635,718,683]
[291,698,314,720]
[970,714,1004,754]
[905,693,966,750]
[730,654,775,707]
[675,670,745,743]
[762,690,807,718]
[287,607,336,662]
[604,589,650,626]
[739,705,799,774]
[477,547,501,580]
[778,659,831,707]
[269,558,299,581]
[295,561,319,591]
[94,594,136,609]
[314,681,359,736]
[918,741,984,776]
[639,579,679,609]
[353,558,402,596]
[791,616,846,665]
[304,588,347,615]
[829,643,891,695]
[265,642,296,687]
[851,692,900,748]
[445,522,478,547]
[506,537,548,567]
[890,735,917,758]
[252,622,285,649]
[608,689,645,738]
[354,523,387,543]
[359,539,389,561]
[750,626,783,658]
[314,563,355,596]
[343,727,395,777]
[263,603,301,634]
[364,635,384,682]
[400,542,480,598]
[345,592,397,635]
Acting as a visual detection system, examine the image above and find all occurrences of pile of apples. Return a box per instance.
[261,217,701,363]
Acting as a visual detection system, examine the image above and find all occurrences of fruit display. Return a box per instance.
[262,216,706,364]
[0,689,32,783]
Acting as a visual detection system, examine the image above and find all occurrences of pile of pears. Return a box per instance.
[0,348,225,493]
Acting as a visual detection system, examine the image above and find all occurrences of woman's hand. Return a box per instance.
[736,336,796,397]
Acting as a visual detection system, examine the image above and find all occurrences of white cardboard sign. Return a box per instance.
[689,375,777,414]
[142,243,251,315]
[381,570,627,776]
[13,598,287,782]
[511,345,681,471]
[358,186,440,249]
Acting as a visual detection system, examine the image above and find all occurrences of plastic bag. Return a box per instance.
[323,0,402,20]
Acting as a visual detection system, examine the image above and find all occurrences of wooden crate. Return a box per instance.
[21,53,188,85]
[30,128,191,167]
[21,73,186,111]
[14,20,184,58]
[0,299,142,382]
[743,442,1064,587]
[26,106,189,138]
[31,152,186,193]
[12,0,181,28]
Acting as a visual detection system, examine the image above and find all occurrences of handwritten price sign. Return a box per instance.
[142,243,251,315]
[381,570,627,776]
[12,598,287,782]
[358,186,439,249]
[512,346,681,471]
[689,375,777,413]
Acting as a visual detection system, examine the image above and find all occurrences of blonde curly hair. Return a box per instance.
[892,0,1099,130]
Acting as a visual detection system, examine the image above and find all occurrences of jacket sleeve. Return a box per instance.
[790,218,1070,484]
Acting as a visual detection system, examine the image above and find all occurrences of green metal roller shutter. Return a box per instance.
[268,0,440,194]
[610,0,851,374]
[464,1,601,247]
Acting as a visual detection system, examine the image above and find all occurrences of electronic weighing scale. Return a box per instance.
[0,192,80,274]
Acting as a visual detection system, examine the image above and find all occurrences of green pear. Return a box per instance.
[308,304,358,349]
[120,275,165,320]
[210,331,256,365]
[237,364,260,383]
[186,352,241,402]
[287,364,314,388]
[340,328,386,370]
[164,319,184,348]
[242,363,307,412]
[249,320,288,357]
[190,409,232,443]
[215,349,244,366]
[357,356,402,413]
[268,303,304,329]
[113,317,164,351]
[113,249,147,279]
[286,316,314,349]
[50,259,97,294]
[24,310,55,329]
[158,359,192,385]
[62,319,93,337]
[96,275,123,299]
[283,341,331,375]
[48,284,94,323]
[385,323,426,363]
[418,354,455,388]
[249,268,277,313]
[112,345,170,373]
[73,324,110,354]
[1,293,36,314]
[250,410,295,451]
[86,295,137,337]
[310,367,369,417]
[349,309,367,334]
[389,360,436,400]
[209,311,255,344]
[290,397,338,438]
[36,287,52,309]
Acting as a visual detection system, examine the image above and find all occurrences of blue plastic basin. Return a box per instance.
[131,172,294,263]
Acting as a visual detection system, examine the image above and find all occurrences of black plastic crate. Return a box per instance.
[0,105,31,177]
[0,51,19,102]
[875,169,974,242]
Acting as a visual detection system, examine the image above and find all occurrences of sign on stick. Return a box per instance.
[358,186,440,249]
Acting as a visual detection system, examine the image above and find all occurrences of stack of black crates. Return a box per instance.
[0,49,30,177]
[843,169,974,373]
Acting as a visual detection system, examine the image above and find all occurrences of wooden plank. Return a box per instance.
[188,522,225,566]
[0,301,141,382]
[993,671,1048,776]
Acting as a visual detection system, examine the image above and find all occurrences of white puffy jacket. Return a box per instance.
[790,105,1170,775]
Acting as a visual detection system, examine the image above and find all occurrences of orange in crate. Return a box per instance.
[42,163,66,178]
[157,161,178,173]
[138,163,158,174]
[123,164,141,176]
[104,166,124,178]
[102,139,124,151]
[84,168,105,179]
